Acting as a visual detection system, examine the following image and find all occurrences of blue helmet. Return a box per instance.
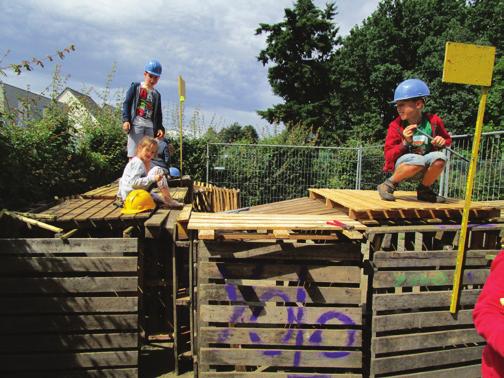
[144,59,162,77]
[393,79,430,102]
[169,167,181,178]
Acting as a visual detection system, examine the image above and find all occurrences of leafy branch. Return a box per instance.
[0,44,76,77]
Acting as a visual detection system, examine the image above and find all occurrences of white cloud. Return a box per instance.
[1,0,380,130]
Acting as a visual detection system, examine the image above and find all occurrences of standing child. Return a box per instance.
[122,59,164,159]
[118,136,183,209]
[377,79,452,203]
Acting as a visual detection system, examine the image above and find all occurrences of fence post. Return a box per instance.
[355,147,363,190]
[206,143,210,183]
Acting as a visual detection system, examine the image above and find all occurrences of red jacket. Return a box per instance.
[383,113,452,172]
[473,251,504,378]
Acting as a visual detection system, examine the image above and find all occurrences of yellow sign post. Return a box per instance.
[178,75,186,174]
[442,42,496,314]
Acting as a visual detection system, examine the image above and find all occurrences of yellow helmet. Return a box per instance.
[121,189,156,215]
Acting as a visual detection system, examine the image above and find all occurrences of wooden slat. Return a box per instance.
[0,277,137,294]
[398,364,481,377]
[373,309,474,332]
[373,269,489,288]
[200,262,361,283]
[200,348,362,368]
[27,368,139,377]
[373,328,484,353]
[199,284,361,305]
[373,250,495,268]
[0,297,137,314]
[371,345,483,375]
[0,332,138,352]
[200,327,362,347]
[0,238,138,254]
[200,305,362,325]
[200,373,362,378]
[0,314,137,333]
[198,241,362,261]
[188,212,365,231]
[0,256,138,273]
[0,351,138,371]
[373,290,481,311]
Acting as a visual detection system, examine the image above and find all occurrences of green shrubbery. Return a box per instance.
[0,101,127,210]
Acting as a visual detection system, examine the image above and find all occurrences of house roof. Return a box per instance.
[0,82,52,117]
[57,87,101,117]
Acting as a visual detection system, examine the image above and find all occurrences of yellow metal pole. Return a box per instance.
[179,98,184,174]
[450,86,489,314]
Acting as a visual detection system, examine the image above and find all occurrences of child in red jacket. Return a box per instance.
[377,79,452,203]
[473,251,504,377]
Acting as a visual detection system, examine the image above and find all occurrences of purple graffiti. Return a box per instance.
[217,284,357,367]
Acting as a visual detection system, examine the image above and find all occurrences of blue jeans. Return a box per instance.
[395,151,447,180]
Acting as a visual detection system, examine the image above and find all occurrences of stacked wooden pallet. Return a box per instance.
[188,212,366,241]
[196,241,364,377]
[193,182,240,212]
[309,188,503,221]
[0,238,139,376]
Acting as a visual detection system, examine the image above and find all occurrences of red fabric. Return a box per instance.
[382,113,452,172]
[473,251,504,377]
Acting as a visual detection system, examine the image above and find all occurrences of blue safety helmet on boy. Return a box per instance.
[393,79,430,102]
[145,60,162,77]
[169,167,181,178]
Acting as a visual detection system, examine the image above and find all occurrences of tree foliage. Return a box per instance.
[258,0,504,144]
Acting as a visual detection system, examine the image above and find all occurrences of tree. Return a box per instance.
[256,0,341,140]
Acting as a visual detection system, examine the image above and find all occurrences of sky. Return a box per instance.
[0,0,380,137]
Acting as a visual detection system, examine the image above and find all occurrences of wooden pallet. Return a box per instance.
[309,188,504,221]
[196,240,364,377]
[188,212,366,240]
[0,238,139,376]
[248,196,347,215]
[83,182,188,202]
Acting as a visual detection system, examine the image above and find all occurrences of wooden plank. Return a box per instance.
[200,327,362,347]
[373,290,481,311]
[59,199,104,222]
[373,309,474,332]
[373,328,484,353]
[200,262,361,283]
[371,345,483,375]
[0,277,137,293]
[0,314,137,333]
[199,284,361,305]
[373,269,489,288]
[0,256,138,273]
[200,373,362,378]
[398,364,481,378]
[198,241,362,261]
[373,249,495,268]
[0,332,138,352]
[0,297,138,314]
[0,351,138,371]
[200,305,362,325]
[31,368,139,377]
[199,229,215,240]
[0,238,138,254]
[200,348,362,368]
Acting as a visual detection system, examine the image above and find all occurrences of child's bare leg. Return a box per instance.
[390,164,424,184]
[421,159,445,186]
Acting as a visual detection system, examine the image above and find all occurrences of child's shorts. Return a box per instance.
[395,151,447,170]
[127,124,154,157]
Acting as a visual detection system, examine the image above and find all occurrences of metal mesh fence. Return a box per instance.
[439,131,504,201]
[207,131,503,207]
[207,143,359,207]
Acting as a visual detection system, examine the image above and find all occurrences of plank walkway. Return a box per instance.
[309,188,504,221]
[188,212,365,240]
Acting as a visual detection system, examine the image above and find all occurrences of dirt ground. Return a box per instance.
[140,346,194,378]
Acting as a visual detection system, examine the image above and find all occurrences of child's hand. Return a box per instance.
[122,122,131,132]
[403,124,417,143]
[431,136,446,147]
[155,174,163,182]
